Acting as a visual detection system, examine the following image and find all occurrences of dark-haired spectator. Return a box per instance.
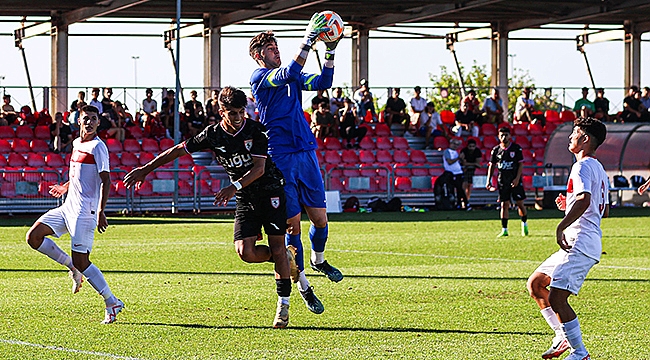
[113,100,133,128]
[205,89,221,122]
[70,91,85,113]
[50,111,73,153]
[329,87,345,122]
[311,101,336,139]
[443,138,468,209]
[460,139,482,210]
[339,97,367,149]
[101,87,117,121]
[593,88,610,122]
[19,105,37,127]
[409,86,427,132]
[641,87,650,111]
[1,95,17,126]
[420,102,444,149]
[311,90,329,112]
[573,87,595,118]
[619,86,643,122]
[98,111,125,142]
[36,108,53,127]
[454,90,480,137]
[353,78,377,122]
[185,90,205,137]
[384,87,409,132]
[89,88,103,113]
[141,88,157,118]
[515,87,535,123]
[161,89,176,131]
[483,87,504,124]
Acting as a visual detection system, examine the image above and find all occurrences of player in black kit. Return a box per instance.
[485,127,529,237]
[123,86,297,329]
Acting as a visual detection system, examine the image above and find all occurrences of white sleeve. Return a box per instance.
[95,141,111,173]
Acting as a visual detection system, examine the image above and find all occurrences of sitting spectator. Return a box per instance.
[161,89,176,131]
[89,87,103,113]
[339,97,367,149]
[409,86,427,132]
[353,78,377,122]
[140,88,158,124]
[573,87,595,118]
[311,101,337,139]
[384,87,410,132]
[113,100,134,128]
[245,90,258,120]
[420,102,445,149]
[101,87,118,121]
[69,91,85,113]
[641,87,650,118]
[619,86,643,123]
[459,139,482,210]
[443,138,468,209]
[98,111,125,142]
[185,90,205,137]
[19,105,37,127]
[593,88,610,121]
[143,113,167,141]
[329,87,345,122]
[311,89,329,112]
[514,87,535,123]
[205,89,222,122]
[69,100,84,133]
[453,90,480,137]
[50,112,73,153]
[482,87,504,124]
[36,108,53,127]
[1,94,17,126]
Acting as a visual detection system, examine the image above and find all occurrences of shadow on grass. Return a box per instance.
[1,268,648,283]
[127,322,546,336]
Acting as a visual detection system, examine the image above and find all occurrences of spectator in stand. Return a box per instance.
[443,138,468,210]
[384,88,410,132]
[69,101,84,133]
[160,89,176,132]
[36,109,53,127]
[245,90,258,120]
[50,111,73,153]
[19,105,37,127]
[98,111,125,142]
[353,78,376,122]
[89,88,103,113]
[483,87,504,124]
[339,97,367,149]
[101,88,117,122]
[113,100,133,128]
[593,88,610,122]
[573,87,595,118]
[409,86,428,133]
[1,95,17,126]
[311,101,336,139]
[459,139,482,210]
[185,90,205,137]
[515,87,535,123]
[453,89,480,137]
[143,112,167,141]
[140,88,158,124]
[420,102,445,150]
[619,86,643,123]
[311,89,329,112]
[640,87,650,117]
[70,91,85,113]
[205,89,222,122]
[329,87,344,122]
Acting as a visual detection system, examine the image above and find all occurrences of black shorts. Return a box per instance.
[498,182,526,203]
[233,188,287,240]
[464,168,476,184]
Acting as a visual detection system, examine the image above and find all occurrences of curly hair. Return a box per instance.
[574,116,607,148]
[218,86,247,109]
[249,30,277,59]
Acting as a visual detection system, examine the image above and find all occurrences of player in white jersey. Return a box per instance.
[526,117,608,360]
[26,105,124,324]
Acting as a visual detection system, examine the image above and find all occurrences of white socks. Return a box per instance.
[311,251,324,265]
[562,317,587,354]
[37,237,73,269]
[297,271,310,292]
[541,307,563,338]
[82,264,116,306]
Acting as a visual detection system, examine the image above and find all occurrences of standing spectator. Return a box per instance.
[101,88,117,121]
[593,88,610,122]
[70,91,85,113]
[409,86,428,133]
[89,88,103,113]
[459,139,482,210]
[311,89,329,112]
[486,127,529,237]
[1,94,17,125]
[453,89,480,137]
[619,86,642,123]
[443,138,468,209]
[353,78,377,122]
[245,90,258,120]
[185,90,205,137]
[339,97,367,149]
[482,87,504,124]
[205,89,222,122]
[384,88,409,132]
[329,87,345,121]
[50,112,73,153]
[419,102,445,149]
[515,87,535,123]
[573,87,595,118]
[310,101,336,139]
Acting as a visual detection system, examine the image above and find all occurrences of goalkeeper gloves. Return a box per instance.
[301,12,329,50]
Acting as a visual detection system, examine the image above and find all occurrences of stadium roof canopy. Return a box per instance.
[5,0,650,31]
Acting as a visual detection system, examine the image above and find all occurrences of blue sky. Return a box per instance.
[1,17,649,114]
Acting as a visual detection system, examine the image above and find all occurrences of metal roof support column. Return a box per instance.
[352,26,369,87]
[51,16,68,116]
[491,22,508,120]
[203,14,221,93]
[624,20,641,90]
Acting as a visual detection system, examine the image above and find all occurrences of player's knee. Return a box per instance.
[286,219,301,235]
[237,248,255,263]
[26,230,42,249]
[71,257,90,272]
[526,277,541,298]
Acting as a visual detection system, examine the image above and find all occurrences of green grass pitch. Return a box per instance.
[1,208,649,359]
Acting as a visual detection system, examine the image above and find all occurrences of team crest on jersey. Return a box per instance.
[510,151,515,158]
[270,197,280,208]
[244,139,253,151]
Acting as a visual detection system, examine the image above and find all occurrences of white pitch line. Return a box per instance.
[0,339,144,360]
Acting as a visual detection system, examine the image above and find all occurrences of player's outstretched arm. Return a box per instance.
[123,143,188,189]
[294,13,329,66]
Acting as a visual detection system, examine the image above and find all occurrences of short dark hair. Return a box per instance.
[499,126,510,134]
[249,30,277,59]
[145,88,153,94]
[92,87,100,93]
[81,105,100,115]
[574,117,607,149]
[219,86,247,109]
[2,94,10,100]
[630,85,639,92]
[467,139,477,146]
[581,87,589,92]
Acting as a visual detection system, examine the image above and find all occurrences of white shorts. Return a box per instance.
[535,249,598,295]
[37,207,97,253]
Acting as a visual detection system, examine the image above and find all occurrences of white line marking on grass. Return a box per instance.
[0,339,145,360]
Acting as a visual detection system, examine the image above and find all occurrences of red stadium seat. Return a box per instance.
[160,138,175,149]
[177,168,193,181]
[545,110,560,123]
[109,153,120,167]
[395,176,412,191]
[522,149,534,162]
[559,110,576,122]
[480,123,497,136]
[359,163,377,177]
[513,123,528,136]
[341,149,359,163]
[8,153,26,167]
[522,162,535,176]
[533,148,545,161]
[528,123,544,135]
[178,155,194,167]
[119,152,139,167]
[106,138,123,152]
[544,122,557,135]
[23,167,41,182]
[375,149,393,163]
[27,153,46,167]
[316,137,325,150]
[38,181,54,197]
[393,150,410,163]
[515,136,531,149]
[358,150,375,164]
[135,181,153,196]
[3,167,22,182]
[0,139,10,153]
[377,176,389,191]
[114,181,127,197]
[522,175,533,190]
[11,138,31,152]
[123,139,141,152]
[155,165,174,180]
[394,165,411,177]
[410,150,427,163]
[0,155,6,167]
[41,167,60,182]
[374,123,391,136]
[316,150,325,165]
[0,126,15,138]
[392,137,409,150]
[0,182,17,197]
[198,179,212,196]
[375,136,392,150]
[127,126,144,139]
[34,126,50,139]
[110,170,123,181]
[30,139,49,153]
[433,136,449,150]
[343,168,360,177]
[412,166,430,176]
[325,163,342,178]
[192,165,211,180]
[440,110,455,124]
[531,135,547,149]
[324,150,342,164]
[482,136,499,149]
[177,180,192,196]
[210,179,222,193]
[15,126,34,139]
[140,138,159,153]
[327,177,345,191]
[358,136,375,150]
[303,111,311,124]
[324,137,342,150]
[360,123,374,136]
[139,151,155,166]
